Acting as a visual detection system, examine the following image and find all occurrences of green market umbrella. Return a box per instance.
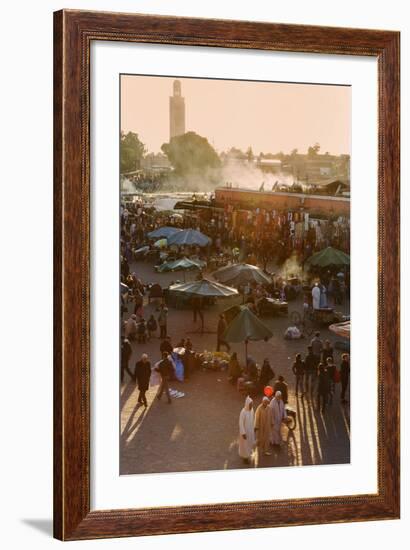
[157,257,206,281]
[169,279,238,334]
[212,262,271,287]
[305,246,350,268]
[223,305,273,360]
[169,278,238,298]
[157,257,205,273]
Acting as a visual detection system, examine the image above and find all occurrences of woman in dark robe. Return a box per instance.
[259,358,275,390]
[134,353,151,407]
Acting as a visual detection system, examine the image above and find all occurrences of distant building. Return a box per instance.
[169,80,185,140]
[282,152,350,183]
[140,153,171,173]
[215,186,350,217]
[256,158,282,174]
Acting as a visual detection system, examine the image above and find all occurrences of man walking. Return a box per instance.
[310,332,323,366]
[156,352,173,404]
[321,339,334,364]
[120,337,133,383]
[160,335,173,355]
[216,313,231,352]
[340,353,350,403]
[304,346,316,396]
[134,353,151,407]
[192,296,204,328]
[238,396,256,464]
[157,304,168,339]
[310,331,323,394]
[254,396,272,457]
[292,353,305,397]
[317,363,330,413]
[269,391,287,447]
[325,356,336,401]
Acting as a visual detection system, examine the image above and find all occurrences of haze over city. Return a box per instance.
[120,74,351,156]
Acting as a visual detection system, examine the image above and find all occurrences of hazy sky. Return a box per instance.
[120,74,351,156]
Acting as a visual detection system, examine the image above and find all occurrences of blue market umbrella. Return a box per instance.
[147,226,182,239]
[167,228,211,247]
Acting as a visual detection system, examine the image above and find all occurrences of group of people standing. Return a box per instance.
[238,391,288,464]
[291,332,350,412]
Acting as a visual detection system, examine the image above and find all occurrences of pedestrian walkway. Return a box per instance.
[121,368,349,475]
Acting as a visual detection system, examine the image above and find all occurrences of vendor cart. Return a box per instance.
[256,296,288,317]
[289,306,339,336]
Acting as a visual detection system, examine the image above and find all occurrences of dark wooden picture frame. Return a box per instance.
[54,9,400,541]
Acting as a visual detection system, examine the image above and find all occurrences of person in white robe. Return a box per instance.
[312,283,321,310]
[269,391,287,446]
[319,283,328,308]
[238,396,256,463]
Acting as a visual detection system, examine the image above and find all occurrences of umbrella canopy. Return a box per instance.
[167,228,211,247]
[153,238,168,249]
[213,262,271,287]
[223,306,273,343]
[305,246,350,268]
[147,226,182,239]
[169,278,238,297]
[157,257,205,273]
[329,320,350,340]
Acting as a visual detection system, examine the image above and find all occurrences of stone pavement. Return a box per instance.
[120,259,350,475]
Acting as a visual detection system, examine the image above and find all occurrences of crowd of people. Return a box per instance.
[120,196,350,288]
[289,333,350,409]
[121,332,199,405]
[239,391,288,464]
[120,195,350,468]
[237,333,350,465]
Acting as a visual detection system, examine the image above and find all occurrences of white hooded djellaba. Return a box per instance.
[312,284,321,310]
[238,396,256,459]
[269,391,287,445]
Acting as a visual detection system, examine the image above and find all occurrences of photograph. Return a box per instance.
[119,74,351,475]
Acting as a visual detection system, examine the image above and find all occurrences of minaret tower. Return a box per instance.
[169,80,186,140]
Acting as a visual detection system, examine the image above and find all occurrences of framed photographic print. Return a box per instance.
[54,9,400,540]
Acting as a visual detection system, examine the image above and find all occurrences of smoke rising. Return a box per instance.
[221,160,294,191]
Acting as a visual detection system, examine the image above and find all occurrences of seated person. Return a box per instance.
[245,356,258,383]
[228,352,242,383]
[259,358,275,389]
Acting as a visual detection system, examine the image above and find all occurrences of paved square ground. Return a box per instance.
[120,259,350,475]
